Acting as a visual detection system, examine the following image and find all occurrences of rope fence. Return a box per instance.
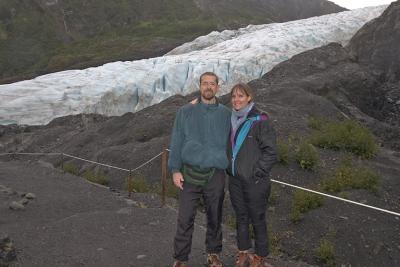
[0,150,399,217]
[62,153,130,172]
[271,179,400,217]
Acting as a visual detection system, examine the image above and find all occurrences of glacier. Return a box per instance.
[0,6,386,125]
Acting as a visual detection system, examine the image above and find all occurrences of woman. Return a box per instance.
[227,83,277,267]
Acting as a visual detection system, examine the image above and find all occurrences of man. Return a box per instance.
[168,72,231,267]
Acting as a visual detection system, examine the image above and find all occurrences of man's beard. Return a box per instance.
[201,89,215,100]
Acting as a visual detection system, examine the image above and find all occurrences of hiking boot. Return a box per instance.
[207,253,224,267]
[235,250,250,267]
[172,260,188,267]
[249,254,274,267]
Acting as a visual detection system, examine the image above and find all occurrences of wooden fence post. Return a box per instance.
[161,147,168,206]
[128,169,133,198]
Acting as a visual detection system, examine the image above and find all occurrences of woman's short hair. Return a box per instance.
[230,83,254,101]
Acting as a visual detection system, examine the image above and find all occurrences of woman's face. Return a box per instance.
[231,89,252,111]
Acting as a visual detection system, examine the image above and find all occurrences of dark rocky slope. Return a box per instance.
[253,0,400,150]
[1,2,400,267]
[0,0,345,84]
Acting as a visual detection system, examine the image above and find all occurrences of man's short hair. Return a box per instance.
[199,72,219,85]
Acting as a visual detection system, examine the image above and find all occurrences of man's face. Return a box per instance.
[200,75,219,100]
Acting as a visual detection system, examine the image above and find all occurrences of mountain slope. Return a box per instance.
[0,0,345,83]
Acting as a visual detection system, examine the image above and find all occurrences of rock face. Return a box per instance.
[346,1,400,133]
[347,1,400,146]
[251,1,400,150]
[9,201,25,210]
[348,1,400,83]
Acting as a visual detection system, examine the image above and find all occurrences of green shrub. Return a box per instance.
[291,190,324,223]
[62,162,79,176]
[83,170,109,186]
[268,229,281,256]
[154,177,179,199]
[322,158,380,193]
[268,184,280,205]
[295,142,319,170]
[310,119,377,159]
[126,175,152,193]
[308,116,328,131]
[125,174,180,199]
[277,141,290,165]
[315,239,336,266]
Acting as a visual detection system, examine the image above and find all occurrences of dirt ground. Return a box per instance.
[0,159,312,267]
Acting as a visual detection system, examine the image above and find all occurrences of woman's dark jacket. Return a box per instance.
[226,106,277,181]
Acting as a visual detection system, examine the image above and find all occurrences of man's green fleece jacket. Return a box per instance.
[168,101,231,173]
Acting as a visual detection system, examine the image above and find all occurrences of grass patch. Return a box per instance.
[295,141,319,170]
[125,175,152,193]
[315,239,336,266]
[309,118,378,159]
[291,190,324,223]
[277,140,290,165]
[268,184,280,205]
[267,230,294,257]
[154,177,179,199]
[308,116,328,130]
[62,162,79,176]
[268,229,282,256]
[125,174,179,199]
[83,170,109,186]
[322,158,380,193]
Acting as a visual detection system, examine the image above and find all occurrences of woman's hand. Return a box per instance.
[190,98,198,105]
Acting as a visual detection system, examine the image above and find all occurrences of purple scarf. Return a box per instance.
[230,102,254,147]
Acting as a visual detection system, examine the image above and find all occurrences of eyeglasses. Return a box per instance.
[201,82,217,86]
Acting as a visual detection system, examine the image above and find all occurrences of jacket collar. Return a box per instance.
[198,96,219,109]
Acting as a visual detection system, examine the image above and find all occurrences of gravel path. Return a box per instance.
[0,159,311,267]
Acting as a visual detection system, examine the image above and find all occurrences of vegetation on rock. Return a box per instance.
[295,141,320,170]
[322,157,380,193]
[83,169,109,186]
[309,118,378,159]
[290,190,324,223]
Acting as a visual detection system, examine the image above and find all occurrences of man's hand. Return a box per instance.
[173,172,184,190]
[190,98,198,105]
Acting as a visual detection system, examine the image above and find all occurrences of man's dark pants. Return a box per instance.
[173,169,225,262]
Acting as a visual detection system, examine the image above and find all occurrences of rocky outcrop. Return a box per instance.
[348,1,400,83]
[346,1,400,134]
[250,2,400,150]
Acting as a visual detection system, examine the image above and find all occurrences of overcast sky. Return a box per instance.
[330,0,395,9]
